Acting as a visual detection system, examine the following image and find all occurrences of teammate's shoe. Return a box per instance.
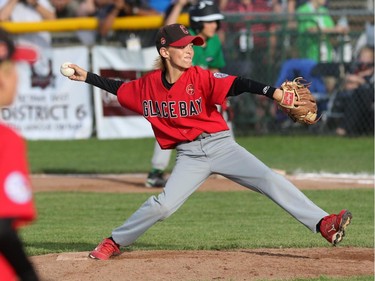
[145,170,167,188]
[319,209,352,246]
[89,238,121,260]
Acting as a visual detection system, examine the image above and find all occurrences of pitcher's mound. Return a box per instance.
[31,247,373,281]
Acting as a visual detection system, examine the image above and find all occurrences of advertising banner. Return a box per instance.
[0,46,92,140]
[91,46,158,139]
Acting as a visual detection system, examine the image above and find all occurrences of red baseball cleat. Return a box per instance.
[320,209,352,246]
[89,238,121,260]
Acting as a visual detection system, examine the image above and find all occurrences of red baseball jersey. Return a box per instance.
[117,66,236,149]
[0,124,36,281]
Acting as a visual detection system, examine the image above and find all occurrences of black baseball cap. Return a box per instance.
[0,28,38,63]
[155,24,204,53]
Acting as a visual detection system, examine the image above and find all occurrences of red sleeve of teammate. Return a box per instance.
[0,125,36,227]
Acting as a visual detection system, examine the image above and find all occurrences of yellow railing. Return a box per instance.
[0,14,189,33]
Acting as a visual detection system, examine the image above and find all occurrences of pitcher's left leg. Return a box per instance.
[207,137,328,232]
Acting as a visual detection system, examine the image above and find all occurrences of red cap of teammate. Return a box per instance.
[155,24,204,53]
[0,28,38,63]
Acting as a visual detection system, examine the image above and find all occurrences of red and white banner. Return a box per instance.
[0,46,92,140]
[91,46,158,139]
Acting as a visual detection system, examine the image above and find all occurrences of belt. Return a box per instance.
[194,132,211,141]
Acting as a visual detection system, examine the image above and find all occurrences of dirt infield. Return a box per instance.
[30,174,374,281]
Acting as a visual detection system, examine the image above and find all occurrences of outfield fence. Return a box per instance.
[1,9,373,138]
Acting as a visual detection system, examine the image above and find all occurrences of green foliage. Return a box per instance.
[22,189,373,256]
[27,136,374,174]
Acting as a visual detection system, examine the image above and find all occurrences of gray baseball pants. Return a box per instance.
[112,130,328,246]
[150,120,233,171]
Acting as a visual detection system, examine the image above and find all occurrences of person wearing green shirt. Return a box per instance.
[190,27,226,71]
[296,0,348,62]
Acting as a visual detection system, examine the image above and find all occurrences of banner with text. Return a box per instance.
[0,46,92,140]
[92,46,158,139]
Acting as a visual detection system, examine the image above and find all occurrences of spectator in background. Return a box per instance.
[220,0,280,79]
[274,60,327,98]
[296,0,348,62]
[273,58,327,125]
[97,0,161,46]
[60,0,115,45]
[50,0,99,44]
[125,0,162,15]
[148,0,172,14]
[335,45,374,136]
[0,0,56,89]
[286,0,327,13]
[0,0,55,46]
[278,0,330,58]
[77,0,97,17]
[0,28,40,281]
[219,0,280,133]
[0,0,55,21]
[50,0,80,18]
[96,0,133,40]
[164,0,196,26]
[145,0,230,188]
[219,0,317,14]
[353,22,374,59]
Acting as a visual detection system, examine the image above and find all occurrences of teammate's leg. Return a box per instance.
[146,141,173,188]
[151,142,172,171]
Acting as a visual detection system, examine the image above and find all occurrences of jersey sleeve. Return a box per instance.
[116,75,147,115]
[198,68,236,106]
[0,125,36,227]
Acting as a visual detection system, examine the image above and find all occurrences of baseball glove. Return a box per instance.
[278,77,319,124]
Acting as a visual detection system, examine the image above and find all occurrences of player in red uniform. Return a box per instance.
[65,23,352,260]
[0,29,40,280]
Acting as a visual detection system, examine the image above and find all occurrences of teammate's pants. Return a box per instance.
[112,130,328,246]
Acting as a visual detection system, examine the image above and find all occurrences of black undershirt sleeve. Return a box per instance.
[85,72,123,96]
[85,73,276,99]
[0,219,39,281]
[227,76,277,99]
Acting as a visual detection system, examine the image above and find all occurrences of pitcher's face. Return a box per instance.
[161,43,195,70]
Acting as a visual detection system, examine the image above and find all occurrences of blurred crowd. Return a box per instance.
[0,0,373,136]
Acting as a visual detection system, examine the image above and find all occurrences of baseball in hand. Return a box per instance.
[60,62,75,77]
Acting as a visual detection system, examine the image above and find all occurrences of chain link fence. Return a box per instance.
[220,10,374,136]
[51,9,374,137]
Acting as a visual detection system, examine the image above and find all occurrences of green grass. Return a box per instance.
[22,136,374,281]
[27,135,374,174]
[22,189,373,256]
[236,136,374,174]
